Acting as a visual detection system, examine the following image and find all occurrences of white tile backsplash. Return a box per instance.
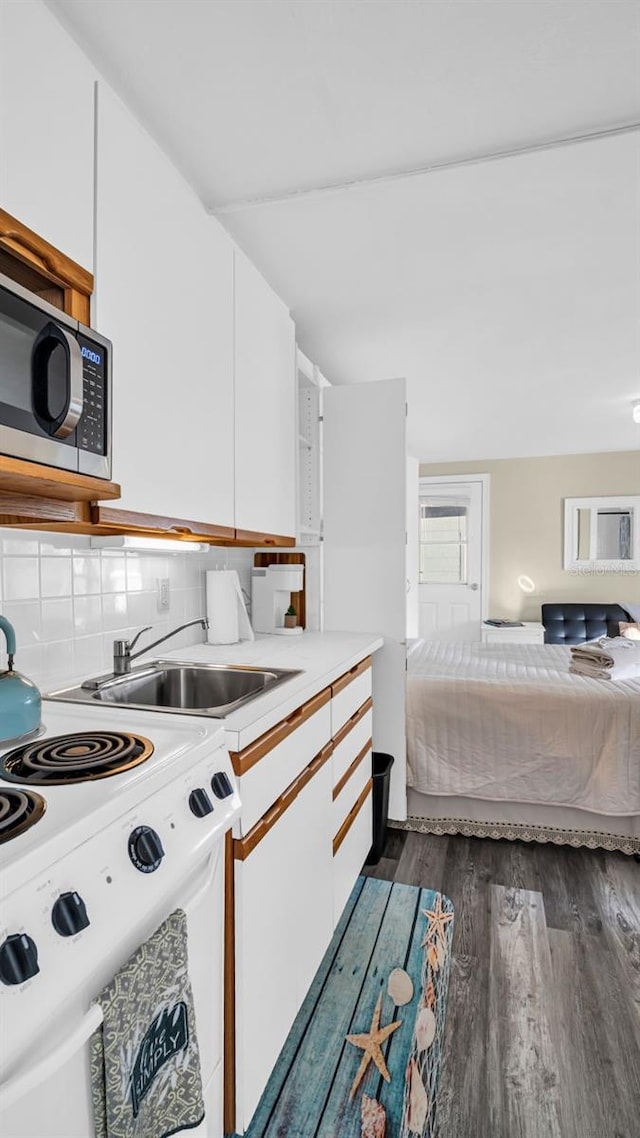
[0,530,254,692]
[40,557,73,598]
[3,557,40,601]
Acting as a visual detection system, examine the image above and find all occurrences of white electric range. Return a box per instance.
[0,700,240,1138]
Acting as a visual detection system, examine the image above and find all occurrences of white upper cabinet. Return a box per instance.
[234,250,296,537]
[0,0,95,269]
[94,83,235,527]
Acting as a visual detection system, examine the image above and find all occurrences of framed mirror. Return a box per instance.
[564,496,640,572]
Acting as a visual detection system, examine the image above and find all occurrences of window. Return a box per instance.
[419,498,469,584]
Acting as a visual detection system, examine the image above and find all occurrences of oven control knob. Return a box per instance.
[52,892,90,937]
[0,933,39,986]
[128,826,164,873]
[211,772,233,800]
[189,788,214,818]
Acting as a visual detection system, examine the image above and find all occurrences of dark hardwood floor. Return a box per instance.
[364,828,640,1138]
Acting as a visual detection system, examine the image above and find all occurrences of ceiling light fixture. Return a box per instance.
[633,401,640,424]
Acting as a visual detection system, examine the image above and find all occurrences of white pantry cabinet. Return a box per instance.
[94,83,235,528]
[234,250,296,537]
[323,378,408,821]
[0,0,95,270]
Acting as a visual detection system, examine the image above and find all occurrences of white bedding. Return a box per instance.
[407,640,640,817]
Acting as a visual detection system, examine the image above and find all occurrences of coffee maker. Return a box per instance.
[251,565,304,635]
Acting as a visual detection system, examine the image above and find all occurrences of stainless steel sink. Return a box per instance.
[48,661,302,718]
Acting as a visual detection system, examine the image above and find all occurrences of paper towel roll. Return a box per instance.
[206,571,240,644]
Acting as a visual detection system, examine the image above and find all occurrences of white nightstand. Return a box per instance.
[481,621,545,645]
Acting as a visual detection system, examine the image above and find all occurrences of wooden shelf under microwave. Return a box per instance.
[0,456,121,502]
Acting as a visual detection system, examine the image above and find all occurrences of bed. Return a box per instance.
[403,604,640,855]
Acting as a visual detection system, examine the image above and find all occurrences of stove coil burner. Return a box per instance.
[0,732,154,785]
[0,789,46,843]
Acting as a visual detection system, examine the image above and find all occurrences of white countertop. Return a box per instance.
[158,630,383,750]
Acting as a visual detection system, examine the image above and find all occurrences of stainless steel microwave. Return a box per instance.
[0,272,112,479]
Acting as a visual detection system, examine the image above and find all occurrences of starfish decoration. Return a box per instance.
[421,894,454,948]
[345,994,402,1100]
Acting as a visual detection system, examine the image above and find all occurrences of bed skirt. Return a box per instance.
[393,790,640,856]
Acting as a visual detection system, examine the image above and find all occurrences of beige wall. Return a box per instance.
[419,451,640,621]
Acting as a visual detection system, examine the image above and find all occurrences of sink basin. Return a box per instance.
[48,662,302,718]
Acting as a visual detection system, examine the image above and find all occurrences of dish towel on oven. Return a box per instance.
[90,909,205,1138]
[569,636,640,681]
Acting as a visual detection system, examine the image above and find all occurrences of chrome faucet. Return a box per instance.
[113,618,209,675]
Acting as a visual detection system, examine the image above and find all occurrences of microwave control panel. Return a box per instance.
[77,334,107,455]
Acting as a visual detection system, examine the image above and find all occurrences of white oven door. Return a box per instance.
[0,844,225,1138]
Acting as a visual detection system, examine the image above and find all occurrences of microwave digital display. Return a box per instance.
[77,334,107,455]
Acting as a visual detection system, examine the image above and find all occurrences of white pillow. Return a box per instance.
[619,621,640,640]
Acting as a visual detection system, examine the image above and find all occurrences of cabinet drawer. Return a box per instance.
[332,784,372,926]
[332,706,372,786]
[332,742,371,834]
[330,657,372,736]
[233,698,331,835]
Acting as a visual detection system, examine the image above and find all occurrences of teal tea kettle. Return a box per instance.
[0,616,42,745]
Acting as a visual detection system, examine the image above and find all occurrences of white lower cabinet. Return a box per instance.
[232,658,377,1133]
[234,756,333,1132]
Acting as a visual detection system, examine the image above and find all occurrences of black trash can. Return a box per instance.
[366,752,394,866]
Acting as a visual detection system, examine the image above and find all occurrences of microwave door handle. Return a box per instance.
[32,323,84,439]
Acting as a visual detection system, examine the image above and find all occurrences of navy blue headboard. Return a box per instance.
[541,603,631,645]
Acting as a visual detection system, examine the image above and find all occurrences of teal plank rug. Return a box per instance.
[244,876,454,1138]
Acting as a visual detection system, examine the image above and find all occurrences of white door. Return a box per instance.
[417,477,487,642]
[322,377,407,821]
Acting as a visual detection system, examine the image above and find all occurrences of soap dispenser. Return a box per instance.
[0,616,42,745]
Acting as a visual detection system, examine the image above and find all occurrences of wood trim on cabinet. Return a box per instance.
[0,457,120,502]
[233,742,333,862]
[332,739,372,801]
[330,656,372,697]
[229,687,331,777]
[223,829,236,1138]
[0,208,94,297]
[90,505,235,543]
[233,528,296,548]
[332,696,373,750]
[63,288,91,325]
[333,779,373,857]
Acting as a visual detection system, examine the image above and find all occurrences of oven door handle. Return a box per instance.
[0,1001,103,1110]
[182,846,220,916]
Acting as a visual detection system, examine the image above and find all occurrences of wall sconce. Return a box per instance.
[517,575,536,594]
[633,401,640,425]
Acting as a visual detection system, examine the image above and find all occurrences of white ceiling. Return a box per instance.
[48,0,640,461]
